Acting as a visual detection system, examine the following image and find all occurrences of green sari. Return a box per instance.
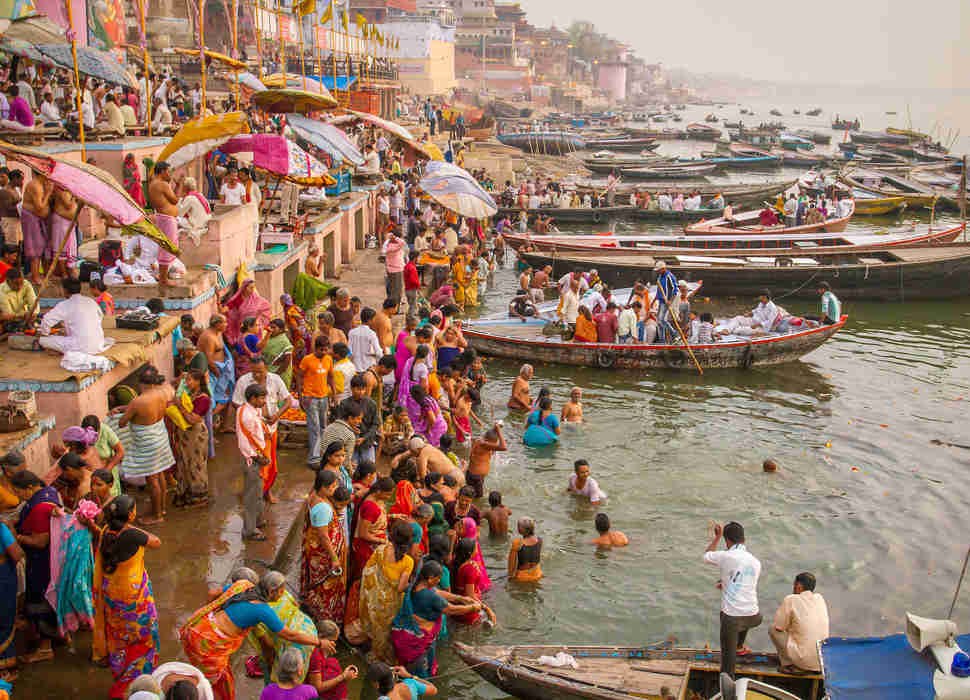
[263,332,294,388]
[246,589,316,684]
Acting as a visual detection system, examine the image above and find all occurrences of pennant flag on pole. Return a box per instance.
[296,0,316,16]
[319,3,332,24]
[355,12,367,30]
[341,9,348,32]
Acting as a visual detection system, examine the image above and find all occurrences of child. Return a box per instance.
[561,387,584,423]
[466,353,488,390]
[439,435,466,471]
[90,274,114,316]
[440,473,459,503]
[307,620,357,700]
[380,405,413,457]
[452,388,484,444]
[352,461,376,504]
[694,311,716,344]
[482,491,511,537]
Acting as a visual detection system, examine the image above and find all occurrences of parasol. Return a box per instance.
[174,47,248,70]
[330,110,414,141]
[0,36,50,63]
[0,140,178,253]
[261,73,332,96]
[218,134,335,186]
[401,137,443,162]
[287,114,363,166]
[156,112,251,170]
[252,88,337,114]
[2,14,65,44]
[234,72,266,92]
[36,44,137,88]
[419,162,497,218]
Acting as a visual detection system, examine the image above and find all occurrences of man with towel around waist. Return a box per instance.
[112,365,175,525]
[48,186,80,279]
[199,314,236,433]
[21,171,53,287]
[148,161,180,286]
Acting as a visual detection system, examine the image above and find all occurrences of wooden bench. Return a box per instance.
[0,126,65,145]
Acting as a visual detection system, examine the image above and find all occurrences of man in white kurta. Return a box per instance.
[39,278,110,354]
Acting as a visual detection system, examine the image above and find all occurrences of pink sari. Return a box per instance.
[393,330,412,386]
[224,279,272,346]
[461,517,492,593]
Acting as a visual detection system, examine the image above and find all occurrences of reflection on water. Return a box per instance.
[432,226,970,699]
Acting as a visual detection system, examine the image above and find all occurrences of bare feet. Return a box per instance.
[138,516,164,526]
[264,492,278,504]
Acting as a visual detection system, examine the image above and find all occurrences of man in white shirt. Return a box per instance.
[770,572,829,672]
[703,521,763,678]
[558,277,581,326]
[375,134,390,165]
[153,78,170,104]
[617,300,640,343]
[38,277,111,354]
[220,169,247,206]
[39,93,61,124]
[358,144,381,175]
[557,270,589,296]
[236,383,268,540]
[347,308,383,372]
[331,342,356,404]
[98,93,125,136]
[151,97,172,132]
[567,459,606,503]
[658,192,673,210]
[16,77,36,110]
[527,191,541,210]
[751,289,781,332]
[837,195,853,219]
[783,194,798,226]
[190,83,201,114]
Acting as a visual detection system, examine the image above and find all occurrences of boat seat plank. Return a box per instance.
[518,657,688,697]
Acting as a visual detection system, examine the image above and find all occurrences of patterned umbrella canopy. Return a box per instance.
[36,43,136,88]
[0,36,49,63]
[2,14,63,44]
[234,72,266,92]
[262,73,334,97]
[156,112,251,170]
[0,141,178,253]
[287,114,363,166]
[330,110,414,141]
[419,162,496,218]
[252,88,337,114]
[218,134,335,186]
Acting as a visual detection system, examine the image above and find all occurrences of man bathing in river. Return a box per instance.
[568,459,607,504]
[592,513,628,547]
[483,491,511,536]
[391,435,464,487]
[561,387,584,423]
[467,422,507,497]
[507,364,533,410]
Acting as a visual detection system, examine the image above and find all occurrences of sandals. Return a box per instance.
[243,530,268,542]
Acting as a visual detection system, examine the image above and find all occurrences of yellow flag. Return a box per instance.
[318,2,332,24]
[296,0,315,16]
[341,9,348,32]
[376,28,383,46]
[355,12,367,30]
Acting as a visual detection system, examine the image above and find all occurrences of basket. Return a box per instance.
[116,314,159,330]
[8,390,36,421]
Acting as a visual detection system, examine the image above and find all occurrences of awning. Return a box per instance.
[310,75,357,91]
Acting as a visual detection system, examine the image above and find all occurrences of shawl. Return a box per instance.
[224,279,271,345]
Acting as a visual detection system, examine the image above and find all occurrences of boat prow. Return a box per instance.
[454,642,824,700]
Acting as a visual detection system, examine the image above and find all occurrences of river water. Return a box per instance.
[426,200,970,698]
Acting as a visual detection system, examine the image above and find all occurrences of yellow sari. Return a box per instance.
[452,255,469,305]
[246,589,316,683]
[358,543,414,663]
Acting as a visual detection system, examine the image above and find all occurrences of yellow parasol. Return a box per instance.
[402,138,443,161]
[253,88,338,114]
[174,47,248,70]
[156,112,252,170]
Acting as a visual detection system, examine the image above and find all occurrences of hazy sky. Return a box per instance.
[526,0,967,89]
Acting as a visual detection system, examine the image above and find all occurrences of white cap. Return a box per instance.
[678,280,688,288]
[409,436,427,451]
[653,260,666,271]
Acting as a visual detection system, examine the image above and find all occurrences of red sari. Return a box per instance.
[300,501,348,625]
[350,497,387,583]
[455,561,484,625]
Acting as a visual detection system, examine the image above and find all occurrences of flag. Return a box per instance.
[319,2,332,24]
[355,12,367,30]
[296,0,315,16]
[341,9,348,32]
[376,28,383,46]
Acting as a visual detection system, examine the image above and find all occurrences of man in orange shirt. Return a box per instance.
[296,336,336,469]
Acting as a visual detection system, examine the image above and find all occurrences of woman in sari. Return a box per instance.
[123,154,145,207]
[458,517,492,593]
[358,521,415,664]
[92,495,161,698]
[388,478,421,524]
[11,471,60,664]
[451,249,469,308]
[351,477,394,583]
[263,319,294,389]
[247,570,317,684]
[391,560,482,678]
[169,369,211,507]
[224,279,271,348]
[409,385,447,448]
[180,567,330,700]
[393,316,418,387]
[0,520,24,682]
[232,317,263,379]
[48,498,98,640]
[573,305,598,343]
[452,538,497,627]
[523,396,561,447]
[301,477,352,626]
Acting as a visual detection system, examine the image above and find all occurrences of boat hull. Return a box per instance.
[853,197,907,215]
[464,318,845,370]
[519,244,970,301]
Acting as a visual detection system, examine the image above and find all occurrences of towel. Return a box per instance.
[109,416,175,479]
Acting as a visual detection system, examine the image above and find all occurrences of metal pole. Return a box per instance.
[64,0,85,159]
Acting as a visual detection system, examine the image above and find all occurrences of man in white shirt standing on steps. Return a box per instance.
[703,521,762,679]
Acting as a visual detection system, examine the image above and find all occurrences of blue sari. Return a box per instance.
[523,409,559,446]
[0,524,17,674]
[390,578,443,679]
[51,514,95,635]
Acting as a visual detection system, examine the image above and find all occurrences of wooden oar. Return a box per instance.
[25,203,84,324]
[655,280,703,375]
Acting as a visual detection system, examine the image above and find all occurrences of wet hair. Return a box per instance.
[723,521,745,544]
[323,440,346,464]
[368,662,396,695]
[424,472,442,489]
[488,491,502,507]
[81,414,101,432]
[538,396,553,411]
[244,383,267,401]
[419,559,443,582]
[100,495,136,573]
[146,298,165,313]
[459,485,476,500]
[91,468,114,487]
[427,534,450,565]
[517,516,536,537]
[453,537,477,569]
[795,572,816,591]
[139,365,166,386]
[443,473,458,488]
[9,470,44,490]
[595,513,611,533]
[352,461,376,483]
[331,485,352,505]
[165,680,199,700]
[313,469,338,492]
[439,434,453,451]
[389,519,413,561]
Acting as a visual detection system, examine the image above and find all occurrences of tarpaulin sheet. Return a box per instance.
[821,633,970,700]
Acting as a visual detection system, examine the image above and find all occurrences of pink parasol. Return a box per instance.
[219,133,335,186]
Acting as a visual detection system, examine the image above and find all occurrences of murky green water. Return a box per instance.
[430,206,970,699]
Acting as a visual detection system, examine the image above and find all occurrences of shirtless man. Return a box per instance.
[466,422,507,498]
[561,387,584,423]
[373,298,396,351]
[305,244,323,278]
[114,366,175,524]
[390,435,464,487]
[198,314,235,432]
[315,311,347,348]
[507,364,533,410]
[518,267,532,295]
[482,491,511,536]
[592,513,628,547]
[21,172,53,286]
[49,187,79,278]
[148,161,181,285]
[529,265,551,304]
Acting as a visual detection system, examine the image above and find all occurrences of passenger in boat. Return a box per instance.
[690,312,716,344]
[672,192,685,212]
[722,202,735,227]
[534,214,553,234]
[836,194,853,219]
[508,290,538,321]
[557,277,582,327]
[594,302,619,344]
[591,513,628,547]
[529,266,551,304]
[804,204,824,225]
[669,280,696,332]
[704,521,762,679]
[686,191,703,210]
[561,387,584,423]
[507,364,533,410]
[751,289,783,333]
[769,571,829,674]
[759,206,779,227]
[653,261,678,343]
[573,306,597,342]
[783,194,798,226]
[815,281,841,325]
[710,192,725,209]
[658,191,672,211]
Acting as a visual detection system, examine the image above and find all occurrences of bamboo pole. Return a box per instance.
[137,0,151,135]
[330,0,337,103]
[298,12,306,90]
[199,0,207,115]
[655,280,703,376]
[315,26,322,92]
[64,0,85,159]
[26,204,83,323]
[232,0,240,109]
[277,0,284,76]
[255,0,263,79]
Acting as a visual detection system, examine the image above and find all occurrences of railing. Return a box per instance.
[283,56,399,82]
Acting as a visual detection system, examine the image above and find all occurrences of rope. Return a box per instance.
[948,545,970,619]
[424,656,507,681]
[772,270,820,302]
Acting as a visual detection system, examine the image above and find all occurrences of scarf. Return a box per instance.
[188,191,211,214]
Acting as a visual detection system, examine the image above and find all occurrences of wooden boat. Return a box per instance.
[571,179,799,205]
[807,108,823,116]
[886,126,931,142]
[850,130,910,145]
[497,132,584,154]
[494,206,634,223]
[779,133,814,151]
[831,119,859,130]
[685,123,722,140]
[456,643,825,700]
[518,238,970,301]
[694,154,781,169]
[504,222,962,256]
[795,129,831,145]
[582,155,672,173]
[582,137,661,151]
[840,170,938,208]
[770,109,783,116]
[770,148,830,167]
[621,163,719,179]
[850,189,908,215]
[684,201,854,235]
[623,126,686,140]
